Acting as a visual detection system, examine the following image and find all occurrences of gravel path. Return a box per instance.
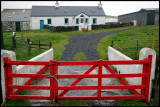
[61,29,133,61]
[28,29,134,106]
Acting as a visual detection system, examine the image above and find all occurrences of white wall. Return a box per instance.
[16,48,53,86]
[31,15,106,30]
[108,46,156,102]
[1,48,53,103]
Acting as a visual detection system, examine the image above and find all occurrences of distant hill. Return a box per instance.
[106,15,118,19]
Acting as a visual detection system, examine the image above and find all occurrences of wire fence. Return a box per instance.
[111,39,159,59]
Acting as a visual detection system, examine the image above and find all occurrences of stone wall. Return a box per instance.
[2,21,30,32]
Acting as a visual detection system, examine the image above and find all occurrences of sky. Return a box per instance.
[1,1,159,16]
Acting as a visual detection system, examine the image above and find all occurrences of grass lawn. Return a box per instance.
[97,25,159,60]
[3,26,137,61]
[97,25,159,106]
[2,25,152,106]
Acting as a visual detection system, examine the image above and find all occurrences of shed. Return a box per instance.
[1,9,31,32]
[118,8,159,26]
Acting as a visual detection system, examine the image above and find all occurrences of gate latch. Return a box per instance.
[45,74,58,81]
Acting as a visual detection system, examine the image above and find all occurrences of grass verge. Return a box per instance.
[118,98,154,106]
[2,90,29,106]
[97,25,159,60]
[73,52,87,61]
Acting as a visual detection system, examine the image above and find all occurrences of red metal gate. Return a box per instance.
[3,55,152,103]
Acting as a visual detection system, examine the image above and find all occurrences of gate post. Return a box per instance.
[98,59,102,100]
[53,60,58,103]
[141,58,147,96]
[144,55,152,103]
[8,59,13,95]
[3,57,9,100]
[50,60,54,101]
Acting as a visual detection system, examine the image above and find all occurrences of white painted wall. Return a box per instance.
[108,46,156,102]
[31,14,105,30]
[1,48,53,103]
[105,18,118,23]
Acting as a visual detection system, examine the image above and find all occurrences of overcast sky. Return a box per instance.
[1,1,159,16]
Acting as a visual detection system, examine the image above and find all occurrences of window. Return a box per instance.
[81,18,84,23]
[64,18,69,25]
[47,18,52,25]
[85,18,88,24]
[93,18,97,25]
[76,18,79,24]
[80,14,84,17]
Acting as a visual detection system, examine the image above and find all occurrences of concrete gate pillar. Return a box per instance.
[139,48,156,102]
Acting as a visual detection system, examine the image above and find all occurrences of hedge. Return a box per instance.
[92,22,134,30]
[44,25,78,32]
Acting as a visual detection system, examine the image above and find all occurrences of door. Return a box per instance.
[147,12,155,25]
[40,20,44,29]
[16,22,20,31]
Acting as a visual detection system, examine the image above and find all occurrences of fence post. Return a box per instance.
[12,36,16,49]
[144,55,152,103]
[98,59,102,101]
[27,38,31,56]
[136,40,138,54]
[38,40,40,48]
[152,40,154,49]
[154,70,159,106]
[49,42,52,49]
[111,41,113,47]
[3,57,9,100]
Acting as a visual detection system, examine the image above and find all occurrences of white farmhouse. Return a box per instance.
[30,2,106,30]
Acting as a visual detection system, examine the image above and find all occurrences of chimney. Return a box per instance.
[55,1,59,8]
[98,1,102,8]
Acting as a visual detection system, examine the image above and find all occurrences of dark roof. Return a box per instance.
[31,6,106,17]
[1,13,30,21]
[2,9,31,14]
[118,8,159,17]
[1,9,31,21]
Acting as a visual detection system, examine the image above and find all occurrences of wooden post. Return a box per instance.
[27,38,31,56]
[152,40,154,49]
[154,71,159,106]
[49,42,52,49]
[12,36,16,49]
[136,40,138,54]
[111,41,113,47]
[38,40,40,48]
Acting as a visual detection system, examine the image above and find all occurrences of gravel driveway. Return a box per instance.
[28,29,133,106]
[61,29,133,61]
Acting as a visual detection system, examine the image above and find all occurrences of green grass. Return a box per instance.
[73,52,87,61]
[3,26,136,61]
[118,98,154,106]
[2,99,29,106]
[2,90,29,106]
[97,25,159,60]
[59,100,93,106]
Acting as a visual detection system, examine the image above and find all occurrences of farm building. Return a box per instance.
[118,8,159,26]
[30,1,106,30]
[1,9,31,32]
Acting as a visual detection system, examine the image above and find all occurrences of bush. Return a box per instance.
[44,25,78,32]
